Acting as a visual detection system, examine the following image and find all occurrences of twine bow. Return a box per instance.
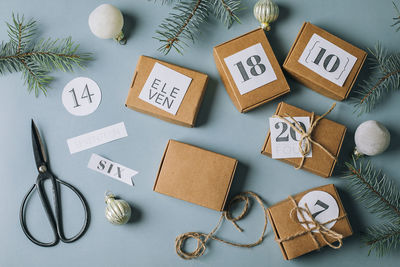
[175,192,268,260]
[276,196,346,250]
[272,103,337,169]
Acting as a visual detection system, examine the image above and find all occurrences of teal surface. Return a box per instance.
[1,0,399,266]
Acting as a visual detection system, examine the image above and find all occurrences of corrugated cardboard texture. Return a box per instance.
[261,102,346,178]
[213,28,290,112]
[283,22,367,100]
[268,184,352,260]
[125,56,209,127]
[153,140,238,211]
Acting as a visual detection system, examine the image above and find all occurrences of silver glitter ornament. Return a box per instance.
[105,191,132,225]
[253,0,279,31]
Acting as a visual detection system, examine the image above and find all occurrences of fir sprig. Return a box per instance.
[0,14,91,96]
[392,1,400,31]
[351,44,400,115]
[343,157,400,256]
[154,0,242,54]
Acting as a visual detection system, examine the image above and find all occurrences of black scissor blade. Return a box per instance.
[31,120,47,168]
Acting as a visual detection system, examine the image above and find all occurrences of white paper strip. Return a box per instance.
[87,154,138,186]
[67,122,127,154]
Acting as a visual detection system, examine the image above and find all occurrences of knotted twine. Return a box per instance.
[175,192,268,260]
[276,196,346,250]
[272,103,337,170]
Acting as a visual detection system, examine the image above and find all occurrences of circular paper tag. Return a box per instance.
[62,77,101,116]
[297,190,339,232]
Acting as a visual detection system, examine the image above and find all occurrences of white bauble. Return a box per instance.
[354,120,390,156]
[105,192,132,225]
[253,0,279,31]
[88,4,126,44]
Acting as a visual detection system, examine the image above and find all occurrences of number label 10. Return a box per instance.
[269,116,312,159]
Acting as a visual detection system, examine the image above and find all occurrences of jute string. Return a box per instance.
[272,103,337,169]
[276,196,346,250]
[175,192,268,260]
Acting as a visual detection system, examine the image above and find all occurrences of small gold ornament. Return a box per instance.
[104,191,132,225]
[253,0,279,31]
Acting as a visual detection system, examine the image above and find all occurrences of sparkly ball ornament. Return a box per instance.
[253,0,279,31]
[354,120,391,157]
[88,4,126,44]
[104,191,132,225]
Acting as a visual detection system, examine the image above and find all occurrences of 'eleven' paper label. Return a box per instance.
[139,63,192,115]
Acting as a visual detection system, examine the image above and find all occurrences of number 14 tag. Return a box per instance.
[269,116,312,159]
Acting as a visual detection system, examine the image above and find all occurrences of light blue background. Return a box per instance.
[0,0,399,266]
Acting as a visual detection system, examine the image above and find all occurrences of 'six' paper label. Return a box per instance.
[139,63,192,115]
[88,154,138,186]
[224,43,277,95]
[298,33,357,87]
[269,116,312,159]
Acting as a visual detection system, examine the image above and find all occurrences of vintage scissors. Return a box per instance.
[19,120,89,247]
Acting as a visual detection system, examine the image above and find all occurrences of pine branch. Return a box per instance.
[154,0,242,55]
[392,1,400,31]
[0,14,92,96]
[212,0,241,28]
[363,223,400,256]
[343,157,400,256]
[155,0,210,54]
[351,44,400,115]
[344,158,400,223]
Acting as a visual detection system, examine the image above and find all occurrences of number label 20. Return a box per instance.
[274,121,307,142]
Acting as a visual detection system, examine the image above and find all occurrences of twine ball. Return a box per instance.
[105,192,131,225]
[253,0,279,31]
[354,120,390,156]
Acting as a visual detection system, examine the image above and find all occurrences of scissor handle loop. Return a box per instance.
[19,184,59,247]
[55,178,89,243]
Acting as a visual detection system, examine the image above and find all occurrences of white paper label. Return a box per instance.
[138,62,192,115]
[297,190,339,232]
[62,77,102,116]
[269,116,312,159]
[67,122,128,154]
[298,33,357,87]
[224,43,277,95]
[87,154,138,186]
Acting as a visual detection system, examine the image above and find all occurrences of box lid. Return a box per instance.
[213,28,290,112]
[154,140,238,211]
[125,56,209,127]
[261,102,346,177]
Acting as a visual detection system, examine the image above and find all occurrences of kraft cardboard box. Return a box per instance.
[153,140,238,211]
[268,184,352,260]
[283,22,367,101]
[261,102,346,178]
[213,28,290,112]
[125,56,209,127]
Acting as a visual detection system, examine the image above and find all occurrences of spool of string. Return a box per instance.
[175,191,268,260]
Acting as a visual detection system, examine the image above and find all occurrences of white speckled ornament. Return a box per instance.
[354,120,390,157]
[88,4,126,44]
[105,192,132,225]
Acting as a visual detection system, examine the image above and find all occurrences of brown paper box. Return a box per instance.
[283,22,367,101]
[125,56,209,127]
[213,28,290,112]
[268,184,353,260]
[261,102,346,178]
[153,140,237,211]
